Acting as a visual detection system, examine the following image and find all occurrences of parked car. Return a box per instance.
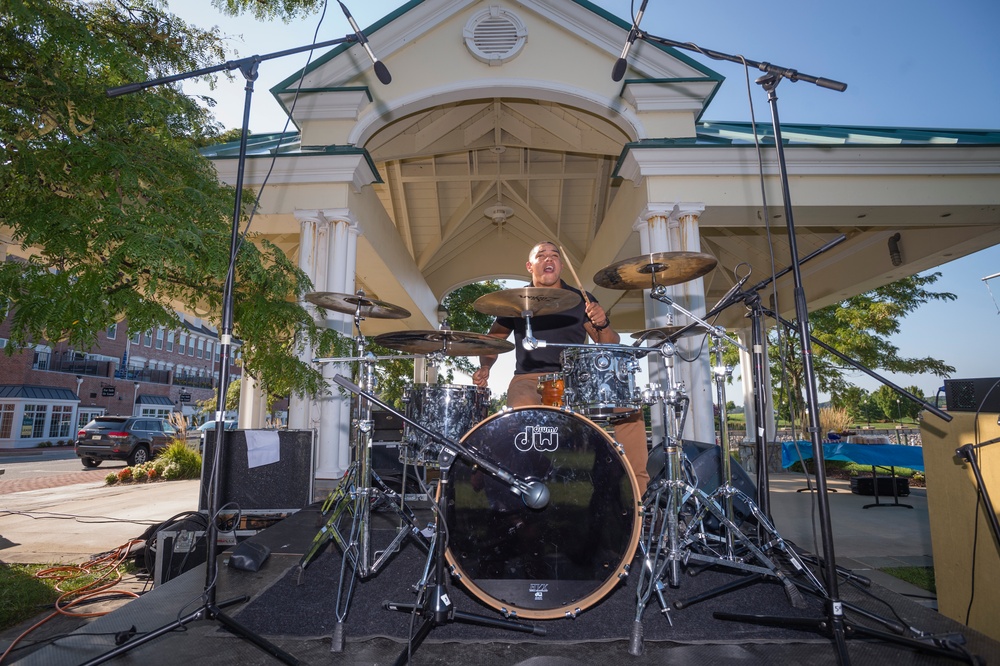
[75,416,178,467]
[194,420,237,451]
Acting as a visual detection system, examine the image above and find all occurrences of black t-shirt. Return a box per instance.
[495,281,597,375]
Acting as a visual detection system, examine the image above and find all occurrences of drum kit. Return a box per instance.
[295,251,819,660]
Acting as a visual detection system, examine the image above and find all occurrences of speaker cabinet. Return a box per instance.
[199,429,314,512]
[944,377,1000,412]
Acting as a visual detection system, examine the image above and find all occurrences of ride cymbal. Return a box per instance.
[593,252,717,290]
[473,287,582,318]
[305,292,411,319]
[373,330,515,356]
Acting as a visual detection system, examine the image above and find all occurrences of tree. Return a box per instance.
[1,0,345,398]
[750,274,956,428]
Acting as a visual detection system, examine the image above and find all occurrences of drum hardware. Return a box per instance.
[592,251,717,291]
[297,291,430,652]
[373,329,515,356]
[628,333,816,656]
[305,291,412,319]
[329,374,550,664]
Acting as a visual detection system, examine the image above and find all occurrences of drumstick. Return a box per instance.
[559,245,591,305]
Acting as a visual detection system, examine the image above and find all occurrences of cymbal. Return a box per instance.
[631,325,703,341]
[373,330,515,356]
[473,287,582,318]
[305,292,411,319]
[593,252,718,290]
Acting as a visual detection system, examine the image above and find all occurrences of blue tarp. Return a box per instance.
[781,441,924,472]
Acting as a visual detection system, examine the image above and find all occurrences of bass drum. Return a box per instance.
[446,406,640,619]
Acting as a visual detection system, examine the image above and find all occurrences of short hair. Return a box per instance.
[529,240,560,258]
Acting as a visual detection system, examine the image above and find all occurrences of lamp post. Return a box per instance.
[132,382,141,417]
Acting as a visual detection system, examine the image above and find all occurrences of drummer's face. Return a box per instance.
[527,243,562,287]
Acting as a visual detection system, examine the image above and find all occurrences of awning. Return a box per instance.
[136,394,174,406]
[0,385,80,401]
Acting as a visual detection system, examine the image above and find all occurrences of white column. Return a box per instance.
[238,373,268,428]
[317,210,360,479]
[737,326,776,446]
[287,212,317,431]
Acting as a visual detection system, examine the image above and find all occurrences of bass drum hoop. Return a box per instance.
[444,406,640,620]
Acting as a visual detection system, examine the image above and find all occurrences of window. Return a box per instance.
[22,404,48,438]
[32,350,50,370]
[155,329,164,350]
[78,409,105,429]
[205,341,213,361]
[0,403,14,438]
[187,336,195,356]
[131,331,141,344]
[49,405,73,438]
[197,338,205,359]
[143,330,153,347]
[166,331,175,352]
[107,323,118,340]
[178,333,187,355]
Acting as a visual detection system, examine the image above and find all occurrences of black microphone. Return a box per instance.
[612,0,649,82]
[338,1,391,85]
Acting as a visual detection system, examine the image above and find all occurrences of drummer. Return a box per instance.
[473,241,649,495]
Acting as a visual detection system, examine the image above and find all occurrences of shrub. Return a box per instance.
[116,467,133,483]
[157,440,202,480]
[105,472,119,485]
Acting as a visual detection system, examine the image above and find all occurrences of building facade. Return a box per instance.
[0,312,240,449]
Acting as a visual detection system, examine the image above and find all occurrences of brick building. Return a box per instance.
[0,314,240,449]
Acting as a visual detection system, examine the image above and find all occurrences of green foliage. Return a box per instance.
[0,0,347,397]
[158,440,202,479]
[0,563,60,630]
[880,566,936,593]
[754,274,955,427]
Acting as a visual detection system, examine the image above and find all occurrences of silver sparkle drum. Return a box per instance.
[446,406,640,619]
[401,384,490,467]
[560,347,641,420]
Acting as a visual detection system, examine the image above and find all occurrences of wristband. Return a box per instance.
[592,316,611,331]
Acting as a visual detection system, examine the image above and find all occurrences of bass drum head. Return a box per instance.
[445,406,640,619]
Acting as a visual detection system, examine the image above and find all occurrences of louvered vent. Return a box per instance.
[464,7,527,65]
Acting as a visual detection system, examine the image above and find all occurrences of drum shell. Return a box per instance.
[560,347,640,420]
[402,384,489,467]
[445,406,640,619]
[536,373,565,407]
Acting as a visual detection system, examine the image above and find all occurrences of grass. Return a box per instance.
[0,561,134,632]
[879,565,936,594]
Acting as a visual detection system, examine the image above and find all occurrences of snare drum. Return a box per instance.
[560,347,641,420]
[446,406,640,619]
[401,384,489,467]
[536,373,565,407]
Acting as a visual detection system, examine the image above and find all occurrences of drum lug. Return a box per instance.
[564,608,582,619]
[500,607,516,619]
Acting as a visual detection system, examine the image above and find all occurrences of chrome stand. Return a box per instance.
[296,300,428,652]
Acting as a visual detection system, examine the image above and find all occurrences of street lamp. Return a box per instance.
[132,382,141,416]
[896,397,903,444]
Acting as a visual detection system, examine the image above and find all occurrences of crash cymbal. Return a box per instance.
[593,252,718,290]
[631,325,703,341]
[373,330,515,356]
[473,287,582,318]
[305,292,411,319]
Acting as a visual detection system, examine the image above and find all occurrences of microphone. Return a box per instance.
[520,479,550,510]
[612,0,649,82]
[338,1,392,85]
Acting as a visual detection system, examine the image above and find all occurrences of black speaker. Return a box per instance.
[647,439,757,527]
[944,378,1000,412]
[199,429,314,512]
[372,409,405,442]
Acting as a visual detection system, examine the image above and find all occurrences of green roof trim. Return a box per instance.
[612,121,1000,176]
[200,139,383,184]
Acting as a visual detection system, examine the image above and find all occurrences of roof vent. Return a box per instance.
[464,6,527,66]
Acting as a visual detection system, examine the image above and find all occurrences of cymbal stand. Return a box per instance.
[628,298,810,656]
[297,300,428,651]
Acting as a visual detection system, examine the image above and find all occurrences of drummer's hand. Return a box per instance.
[473,366,490,387]
[586,302,608,328]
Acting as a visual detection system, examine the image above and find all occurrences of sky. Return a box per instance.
[167,0,1000,406]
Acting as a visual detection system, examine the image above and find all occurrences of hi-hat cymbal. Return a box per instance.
[473,287,582,318]
[373,330,515,356]
[631,325,703,341]
[305,292,411,319]
[593,252,718,290]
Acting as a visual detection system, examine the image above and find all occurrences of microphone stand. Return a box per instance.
[630,29,856,665]
[82,33,366,666]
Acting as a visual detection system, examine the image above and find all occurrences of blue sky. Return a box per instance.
[169,0,1000,402]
